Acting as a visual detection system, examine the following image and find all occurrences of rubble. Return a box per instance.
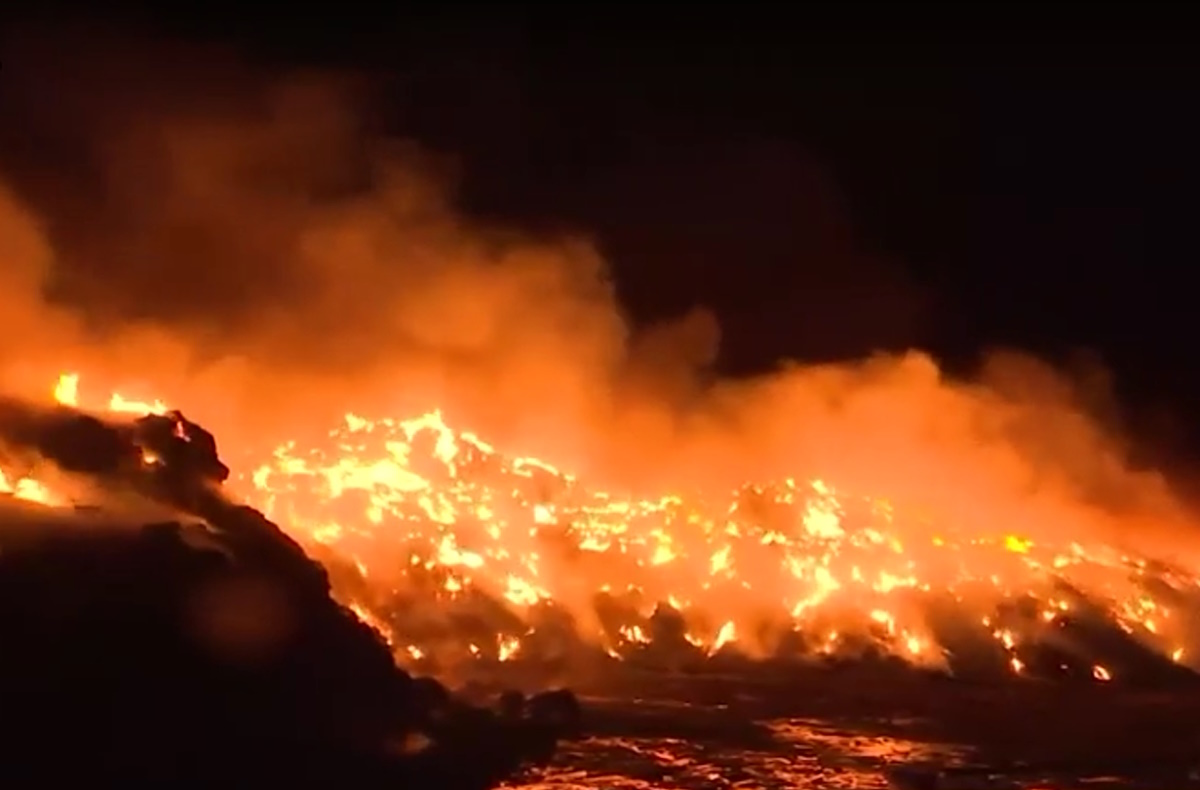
[0,398,582,786]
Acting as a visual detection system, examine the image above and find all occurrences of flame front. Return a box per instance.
[5,372,1199,682]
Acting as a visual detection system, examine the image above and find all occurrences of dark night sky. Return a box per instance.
[5,10,1200,452]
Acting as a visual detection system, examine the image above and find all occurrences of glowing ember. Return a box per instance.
[0,469,64,507]
[4,372,1199,681]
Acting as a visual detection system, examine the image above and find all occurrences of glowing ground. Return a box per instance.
[508,684,1200,790]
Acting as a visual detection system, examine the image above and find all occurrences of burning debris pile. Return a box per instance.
[7,373,1200,697]
[0,393,581,787]
[237,408,1200,690]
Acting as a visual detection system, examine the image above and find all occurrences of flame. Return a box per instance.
[0,469,64,507]
[53,373,80,407]
[3,371,1198,679]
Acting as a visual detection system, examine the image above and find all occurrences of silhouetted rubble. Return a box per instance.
[0,398,582,787]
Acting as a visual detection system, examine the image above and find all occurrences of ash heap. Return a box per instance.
[0,392,580,787]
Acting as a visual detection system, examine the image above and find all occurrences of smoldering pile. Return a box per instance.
[0,398,581,787]
[302,441,1200,695]
[324,543,1200,695]
[285,432,1200,695]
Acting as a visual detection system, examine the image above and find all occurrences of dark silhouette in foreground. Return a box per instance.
[0,399,580,787]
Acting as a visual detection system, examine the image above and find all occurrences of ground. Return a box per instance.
[500,664,1200,789]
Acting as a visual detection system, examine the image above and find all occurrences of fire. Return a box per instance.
[0,469,64,507]
[3,371,1199,682]
[52,373,79,408]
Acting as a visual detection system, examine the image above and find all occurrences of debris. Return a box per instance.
[0,400,584,786]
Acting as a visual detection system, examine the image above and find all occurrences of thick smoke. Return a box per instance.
[0,22,1195,573]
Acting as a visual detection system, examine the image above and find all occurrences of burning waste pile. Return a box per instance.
[228,396,1200,691]
[11,373,1200,700]
[0,384,581,787]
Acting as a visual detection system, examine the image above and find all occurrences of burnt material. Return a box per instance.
[0,400,583,787]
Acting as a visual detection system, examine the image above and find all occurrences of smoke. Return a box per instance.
[0,20,1195,573]
[0,24,633,446]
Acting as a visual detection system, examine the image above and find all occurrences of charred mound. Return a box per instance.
[0,399,579,786]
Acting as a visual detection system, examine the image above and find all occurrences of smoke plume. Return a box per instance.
[0,21,1194,569]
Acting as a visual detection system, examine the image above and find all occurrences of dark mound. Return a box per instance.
[0,400,580,786]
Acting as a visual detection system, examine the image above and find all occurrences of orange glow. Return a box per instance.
[0,371,1193,679]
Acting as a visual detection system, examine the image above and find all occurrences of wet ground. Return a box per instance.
[513,719,1200,789]
[512,716,969,789]
[496,665,1200,789]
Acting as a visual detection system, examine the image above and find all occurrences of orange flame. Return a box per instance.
[2,371,1195,680]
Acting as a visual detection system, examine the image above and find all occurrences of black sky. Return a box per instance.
[5,11,1199,451]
